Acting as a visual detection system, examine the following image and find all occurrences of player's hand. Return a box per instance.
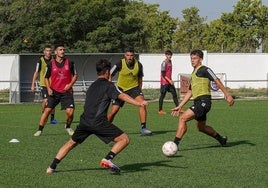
[31,86,35,93]
[48,88,53,96]
[171,106,183,116]
[226,95,234,106]
[140,100,149,106]
[169,80,174,85]
[64,84,71,91]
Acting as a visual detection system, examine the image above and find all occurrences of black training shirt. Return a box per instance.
[81,78,122,125]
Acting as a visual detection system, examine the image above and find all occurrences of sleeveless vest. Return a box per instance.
[50,59,72,93]
[117,59,139,91]
[160,60,172,85]
[39,57,48,87]
[191,65,210,99]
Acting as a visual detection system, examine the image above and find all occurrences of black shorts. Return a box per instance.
[160,84,175,93]
[112,86,143,107]
[40,87,48,99]
[46,90,75,110]
[189,96,211,121]
[72,117,124,144]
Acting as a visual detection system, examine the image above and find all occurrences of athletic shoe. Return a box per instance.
[50,119,58,124]
[220,136,227,147]
[158,110,166,115]
[65,128,74,136]
[141,128,152,136]
[34,130,42,136]
[100,158,120,173]
[46,167,55,174]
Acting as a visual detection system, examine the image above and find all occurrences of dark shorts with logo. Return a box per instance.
[46,90,75,110]
[40,86,48,99]
[189,95,211,121]
[112,86,143,107]
[72,117,124,144]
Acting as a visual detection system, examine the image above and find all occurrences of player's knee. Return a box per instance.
[66,108,74,117]
[196,124,206,132]
[179,115,187,123]
[119,133,130,145]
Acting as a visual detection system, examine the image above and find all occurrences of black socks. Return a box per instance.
[105,151,116,160]
[50,158,61,169]
[173,137,181,146]
[141,122,146,129]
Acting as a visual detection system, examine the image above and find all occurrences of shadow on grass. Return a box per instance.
[226,140,255,147]
[127,129,176,135]
[54,159,186,174]
[181,140,255,151]
[120,159,186,173]
[56,167,101,173]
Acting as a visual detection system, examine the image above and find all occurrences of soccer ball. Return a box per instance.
[162,141,178,157]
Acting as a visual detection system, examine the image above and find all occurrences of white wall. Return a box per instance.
[0,55,18,89]
[140,53,268,89]
[0,53,268,89]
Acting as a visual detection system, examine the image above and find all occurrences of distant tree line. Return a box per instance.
[0,0,267,53]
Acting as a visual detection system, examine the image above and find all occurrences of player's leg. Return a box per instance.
[173,109,195,148]
[99,123,128,173]
[196,121,228,146]
[46,123,91,174]
[158,85,167,114]
[46,138,79,174]
[41,87,57,124]
[34,94,58,136]
[107,104,120,122]
[169,85,179,107]
[61,92,75,135]
[65,108,74,135]
[111,133,130,154]
[40,87,47,113]
[41,98,47,113]
[135,95,152,135]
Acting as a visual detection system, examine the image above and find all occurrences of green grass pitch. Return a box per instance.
[0,100,267,187]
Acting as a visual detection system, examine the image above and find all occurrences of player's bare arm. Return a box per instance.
[214,79,234,106]
[138,77,143,90]
[118,93,148,107]
[171,90,192,116]
[45,78,53,96]
[64,74,78,91]
[31,72,39,92]
[165,76,174,85]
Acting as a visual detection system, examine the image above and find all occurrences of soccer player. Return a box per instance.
[172,49,234,149]
[107,47,152,136]
[46,59,149,174]
[34,44,78,136]
[158,50,179,115]
[31,45,57,124]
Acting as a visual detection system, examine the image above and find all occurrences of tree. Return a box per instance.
[204,0,268,53]
[172,7,207,53]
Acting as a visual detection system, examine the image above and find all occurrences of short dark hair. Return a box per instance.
[54,44,64,50]
[165,50,173,55]
[44,45,51,49]
[96,59,111,75]
[190,49,203,59]
[125,47,134,53]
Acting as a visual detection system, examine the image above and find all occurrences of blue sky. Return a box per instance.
[143,0,268,22]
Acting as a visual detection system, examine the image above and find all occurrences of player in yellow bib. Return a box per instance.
[108,48,152,136]
[31,45,58,124]
[171,50,234,150]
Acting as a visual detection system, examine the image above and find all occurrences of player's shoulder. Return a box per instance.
[198,65,210,72]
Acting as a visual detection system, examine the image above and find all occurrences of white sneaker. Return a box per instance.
[66,128,74,136]
[46,167,55,174]
[34,130,42,136]
[100,158,120,173]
